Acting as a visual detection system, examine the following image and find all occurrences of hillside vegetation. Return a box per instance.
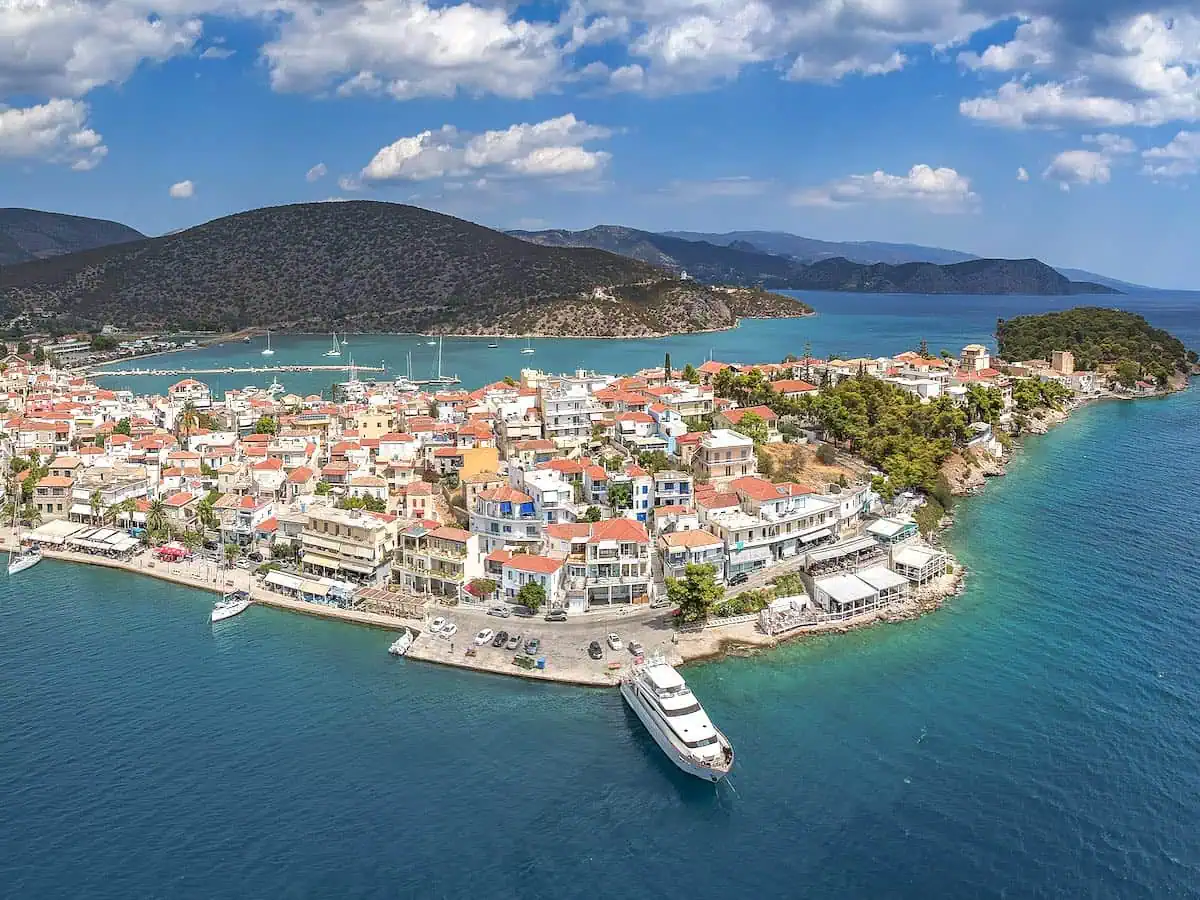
[0,209,144,266]
[511,227,1118,296]
[0,202,808,335]
[998,307,1196,383]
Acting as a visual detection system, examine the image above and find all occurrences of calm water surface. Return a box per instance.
[3,292,1199,898]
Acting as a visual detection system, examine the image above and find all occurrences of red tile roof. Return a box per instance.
[478,486,533,503]
[588,518,649,544]
[506,554,565,575]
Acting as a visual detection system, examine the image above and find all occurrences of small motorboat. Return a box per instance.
[388,629,414,656]
[487,342,499,349]
[211,590,252,623]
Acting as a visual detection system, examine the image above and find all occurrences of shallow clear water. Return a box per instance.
[3,294,1199,898]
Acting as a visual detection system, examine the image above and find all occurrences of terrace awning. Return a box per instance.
[799,528,833,544]
[299,580,331,597]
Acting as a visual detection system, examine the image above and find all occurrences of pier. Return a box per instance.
[86,363,387,378]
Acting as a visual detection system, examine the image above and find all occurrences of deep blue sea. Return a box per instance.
[3,292,1199,898]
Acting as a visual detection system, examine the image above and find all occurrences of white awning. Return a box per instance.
[299,580,331,597]
[799,528,833,544]
[27,520,87,545]
[265,570,306,591]
[69,503,92,516]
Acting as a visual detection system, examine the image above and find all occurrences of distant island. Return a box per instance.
[511,226,1120,296]
[0,202,810,338]
[0,208,144,266]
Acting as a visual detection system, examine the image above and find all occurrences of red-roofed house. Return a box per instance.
[502,553,566,610]
[770,379,819,399]
[715,406,781,443]
[162,491,199,528]
[581,518,652,607]
[396,522,483,601]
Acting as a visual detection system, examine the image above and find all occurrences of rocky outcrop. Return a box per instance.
[941,449,1007,496]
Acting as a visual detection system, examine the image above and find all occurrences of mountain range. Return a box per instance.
[0,209,144,266]
[0,202,808,337]
[509,226,1118,296]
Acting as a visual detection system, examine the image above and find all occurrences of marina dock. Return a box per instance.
[86,364,387,377]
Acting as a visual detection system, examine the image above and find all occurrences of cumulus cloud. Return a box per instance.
[1043,150,1111,190]
[359,114,612,185]
[1143,131,1200,178]
[1083,133,1137,155]
[960,11,1200,130]
[262,0,563,100]
[793,164,977,212]
[1016,167,1030,181]
[306,162,328,182]
[0,99,108,170]
[169,179,196,199]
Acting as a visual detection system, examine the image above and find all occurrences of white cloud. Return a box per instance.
[360,114,612,185]
[0,1,202,97]
[306,162,328,182]
[961,12,1200,130]
[793,164,977,212]
[0,99,107,170]
[1043,150,1111,189]
[262,0,563,100]
[1083,133,1137,155]
[1016,167,1030,181]
[200,46,235,60]
[169,179,196,199]
[1143,130,1200,178]
[660,175,771,200]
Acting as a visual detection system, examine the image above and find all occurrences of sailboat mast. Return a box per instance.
[437,336,443,380]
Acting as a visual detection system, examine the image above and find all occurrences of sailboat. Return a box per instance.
[7,491,41,576]
[324,332,342,357]
[520,337,536,355]
[428,336,461,385]
[261,330,275,356]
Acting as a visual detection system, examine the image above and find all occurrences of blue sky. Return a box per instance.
[3,2,1200,288]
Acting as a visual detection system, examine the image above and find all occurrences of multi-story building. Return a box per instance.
[692,429,756,485]
[652,470,694,509]
[216,494,275,547]
[470,485,542,553]
[960,344,991,372]
[34,475,73,521]
[500,553,567,610]
[659,529,726,583]
[396,524,481,601]
[539,383,604,447]
[574,518,653,607]
[69,466,151,523]
[301,506,394,584]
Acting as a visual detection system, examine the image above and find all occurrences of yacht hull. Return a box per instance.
[7,553,42,576]
[620,679,730,783]
[211,598,252,623]
[388,630,414,656]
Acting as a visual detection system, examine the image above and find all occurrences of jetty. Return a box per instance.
[86,363,387,378]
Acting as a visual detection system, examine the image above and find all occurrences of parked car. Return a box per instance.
[627,639,644,656]
[474,628,494,646]
[588,640,603,660]
[544,609,567,622]
[505,633,522,651]
[513,606,535,617]
[524,637,540,656]
[430,617,447,633]
[441,623,458,639]
[492,630,509,648]
[607,633,623,651]
[727,571,750,586]
[487,605,511,618]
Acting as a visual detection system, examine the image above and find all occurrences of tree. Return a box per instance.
[314,480,332,495]
[223,543,241,567]
[1114,359,1141,389]
[590,422,606,442]
[197,499,218,533]
[113,417,132,436]
[607,481,632,510]
[733,411,769,446]
[516,581,546,613]
[89,488,104,524]
[681,363,699,384]
[502,375,517,386]
[583,506,602,522]
[664,352,672,380]
[200,462,216,477]
[176,401,200,441]
[468,578,497,598]
[16,340,29,356]
[21,503,41,527]
[637,450,671,473]
[253,415,278,435]
[146,499,168,537]
[666,563,724,624]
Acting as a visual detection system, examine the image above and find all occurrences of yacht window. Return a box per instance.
[684,734,719,749]
[664,703,701,717]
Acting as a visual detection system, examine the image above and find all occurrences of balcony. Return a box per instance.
[426,543,467,561]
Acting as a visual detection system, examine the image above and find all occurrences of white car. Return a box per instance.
[441,623,458,639]
[607,633,623,651]
[430,616,447,633]
[474,628,495,646]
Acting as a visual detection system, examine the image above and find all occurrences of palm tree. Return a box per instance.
[146,499,168,538]
[89,488,104,525]
[111,498,137,528]
[21,503,41,527]
[197,499,218,533]
[176,401,200,442]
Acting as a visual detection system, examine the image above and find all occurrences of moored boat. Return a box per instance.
[211,590,252,623]
[388,629,414,656]
[620,655,734,782]
[7,546,42,576]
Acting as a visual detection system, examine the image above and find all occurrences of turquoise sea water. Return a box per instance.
[97,289,1200,398]
[3,294,1199,898]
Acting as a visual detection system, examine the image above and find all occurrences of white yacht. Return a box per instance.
[261,330,275,356]
[211,590,252,623]
[620,656,734,782]
[7,546,42,576]
[520,338,536,354]
[267,377,285,396]
[388,629,414,656]
[324,332,341,357]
